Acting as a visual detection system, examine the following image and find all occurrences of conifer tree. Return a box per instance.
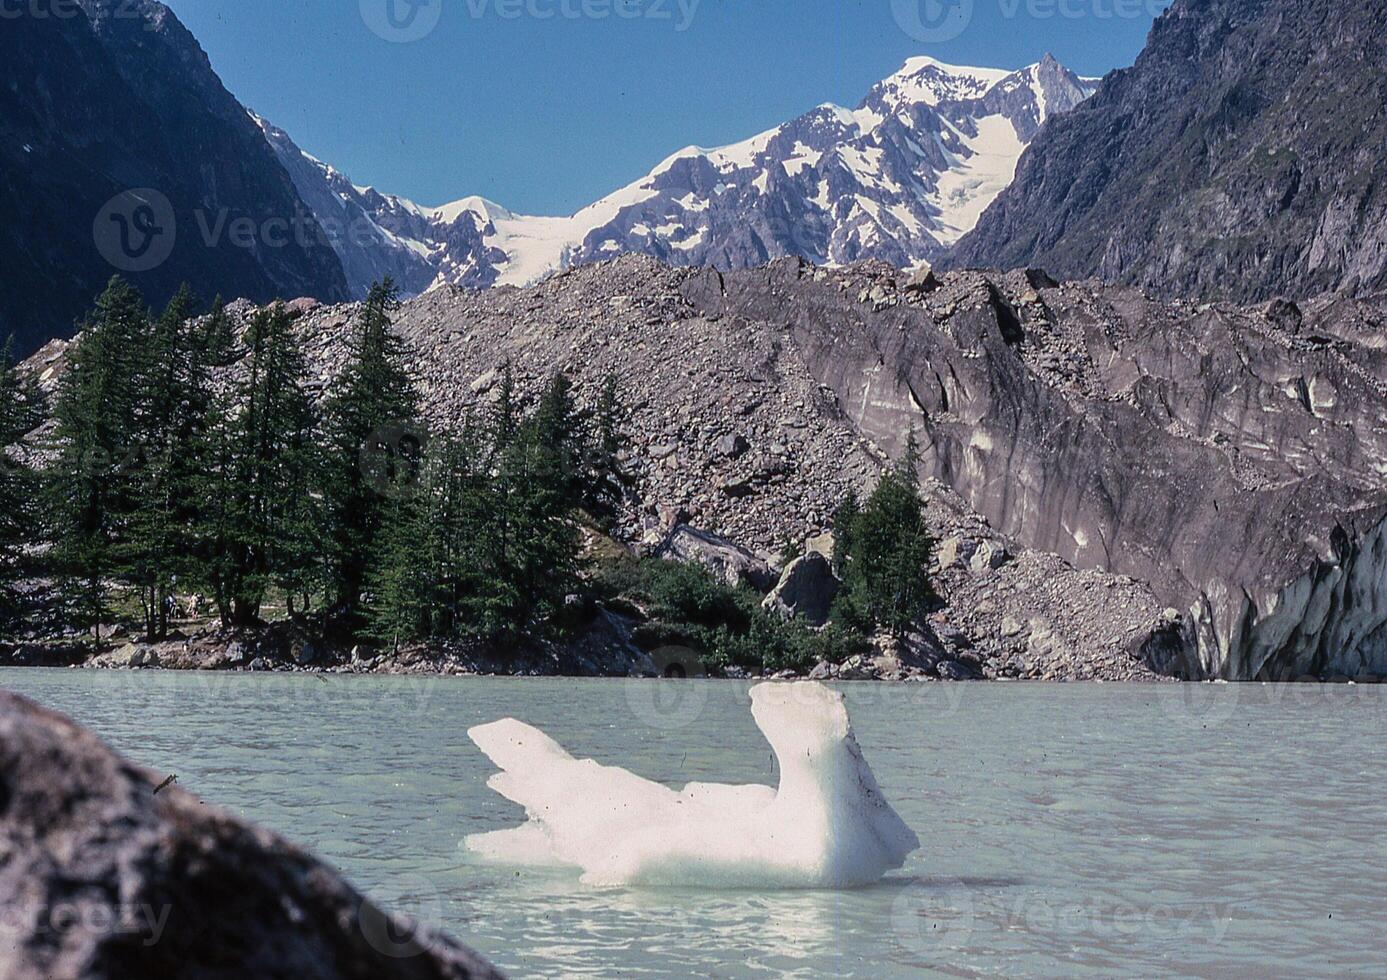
[833,449,934,636]
[320,279,421,627]
[585,372,627,521]
[202,303,319,626]
[365,427,492,647]
[46,277,148,639]
[483,413,583,643]
[0,339,40,634]
[199,295,238,367]
[123,285,214,640]
[830,491,860,572]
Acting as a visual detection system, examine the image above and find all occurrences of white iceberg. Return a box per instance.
[463,681,919,888]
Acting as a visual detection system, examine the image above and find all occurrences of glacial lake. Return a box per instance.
[4,669,1385,978]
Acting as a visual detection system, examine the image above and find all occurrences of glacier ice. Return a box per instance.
[463,681,919,888]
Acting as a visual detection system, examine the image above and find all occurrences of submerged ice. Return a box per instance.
[463,681,919,888]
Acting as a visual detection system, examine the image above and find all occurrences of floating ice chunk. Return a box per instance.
[463,681,919,888]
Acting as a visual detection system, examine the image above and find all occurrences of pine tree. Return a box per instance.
[584,372,627,521]
[834,452,934,637]
[320,279,422,628]
[46,277,149,639]
[0,339,40,634]
[483,420,583,644]
[830,491,860,572]
[490,360,518,450]
[122,285,215,640]
[202,303,319,626]
[364,427,477,647]
[199,295,238,367]
[531,372,584,499]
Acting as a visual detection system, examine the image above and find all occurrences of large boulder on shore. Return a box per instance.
[761,552,840,626]
[0,690,505,980]
[653,524,777,592]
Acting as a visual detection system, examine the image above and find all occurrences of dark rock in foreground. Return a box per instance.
[0,690,504,980]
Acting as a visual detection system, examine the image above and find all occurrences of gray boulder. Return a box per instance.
[0,690,504,980]
[761,552,840,626]
[654,524,777,592]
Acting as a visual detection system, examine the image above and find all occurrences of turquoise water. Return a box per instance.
[3,670,1385,978]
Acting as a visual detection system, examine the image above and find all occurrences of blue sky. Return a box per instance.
[165,0,1167,215]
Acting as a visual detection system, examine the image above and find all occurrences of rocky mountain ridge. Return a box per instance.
[263,56,1097,299]
[0,0,349,355]
[948,0,1387,304]
[28,255,1387,681]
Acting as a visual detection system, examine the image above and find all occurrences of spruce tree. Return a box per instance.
[364,427,491,647]
[830,491,860,572]
[484,417,583,643]
[585,372,627,521]
[320,279,422,627]
[199,295,239,367]
[0,339,40,634]
[202,303,319,626]
[123,285,214,640]
[834,450,934,637]
[46,277,148,639]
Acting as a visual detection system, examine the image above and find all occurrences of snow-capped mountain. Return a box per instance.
[262,54,1097,299]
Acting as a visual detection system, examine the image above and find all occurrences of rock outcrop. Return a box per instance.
[762,553,840,627]
[0,0,348,355]
[0,689,504,979]
[653,525,777,592]
[948,0,1387,304]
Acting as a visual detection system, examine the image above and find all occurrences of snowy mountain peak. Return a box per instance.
[264,56,1099,299]
[875,55,1014,108]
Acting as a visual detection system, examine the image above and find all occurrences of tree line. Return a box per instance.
[0,277,624,650]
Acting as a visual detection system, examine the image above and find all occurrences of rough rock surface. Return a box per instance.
[949,0,1387,304]
[0,690,504,980]
[0,0,348,355]
[653,525,777,592]
[762,553,840,627]
[30,254,1387,679]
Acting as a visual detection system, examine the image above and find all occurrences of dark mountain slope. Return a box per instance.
[948,0,1387,304]
[0,0,347,354]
